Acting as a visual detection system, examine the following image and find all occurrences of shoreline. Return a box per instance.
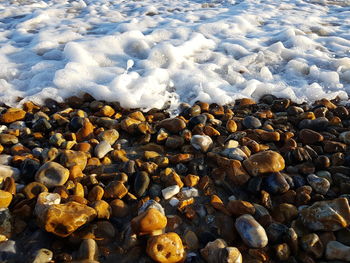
[1,94,350,262]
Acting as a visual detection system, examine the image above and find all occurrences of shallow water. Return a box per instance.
[0,0,350,110]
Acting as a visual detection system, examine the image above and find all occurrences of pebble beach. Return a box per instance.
[1,94,350,262]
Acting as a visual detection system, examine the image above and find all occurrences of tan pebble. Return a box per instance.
[23,182,48,199]
[53,186,69,199]
[211,195,230,215]
[110,199,129,218]
[169,153,193,164]
[69,165,84,180]
[23,101,40,113]
[146,232,185,263]
[60,150,88,171]
[204,126,220,136]
[73,182,85,198]
[74,142,92,153]
[158,118,186,133]
[111,149,129,162]
[98,105,115,117]
[131,208,167,235]
[76,118,94,142]
[0,108,26,123]
[0,144,3,154]
[243,151,285,176]
[184,174,200,187]
[91,200,111,219]
[104,181,128,199]
[0,190,13,208]
[87,185,104,202]
[67,195,88,205]
[121,117,141,134]
[184,230,199,250]
[227,200,255,216]
[226,119,237,133]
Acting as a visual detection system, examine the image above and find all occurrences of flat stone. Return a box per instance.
[300,197,350,231]
[0,108,26,123]
[162,185,180,200]
[299,129,324,144]
[243,151,285,176]
[326,241,350,261]
[35,162,69,188]
[146,232,185,263]
[235,214,268,248]
[307,173,330,195]
[221,148,247,161]
[242,116,262,129]
[36,201,96,237]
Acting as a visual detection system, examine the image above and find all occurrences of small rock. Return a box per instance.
[0,134,18,145]
[326,241,350,261]
[104,181,128,199]
[77,239,99,261]
[221,148,247,161]
[162,185,180,200]
[243,151,285,176]
[242,116,261,129]
[307,174,330,195]
[32,248,53,263]
[97,129,119,145]
[264,173,290,194]
[300,197,350,231]
[35,162,69,188]
[131,208,167,235]
[191,135,213,152]
[146,232,185,263]
[235,214,268,248]
[94,140,113,159]
[0,108,26,123]
[227,200,255,216]
[0,164,20,181]
[90,200,111,219]
[134,171,150,197]
[158,118,186,133]
[300,233,324,258]
[60,150,88,171]
[110,199,129,218]
[299,129,324,144]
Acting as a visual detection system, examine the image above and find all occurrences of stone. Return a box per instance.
[77,239,99,261]
[306,174,330,195]
[200,239,226,262]
[0,164,20,181]
[146,232,185,263]
[299,129,323,144]
[94,140,113,159]
[158,118,186,133]
[35,162,69,188]
[60,150,88,171]
[326,241,350,261]
[339,131,350,144]
[264,173,290,194]
[300,233,324,258]
[184,230,199,250]
[226,119,237,133]
[90,200,111,219]
[324,140,347,153]
[134,171,150,197]
[0,108,26,123]
[110,199,129,218]
[32,248,53,263]
[300,197,350,231]
[104,181,128,199]
[76,118,94,142]
[37,201,96,237]
[23,182,48,199]
[0,190,12,209]
[131,208,167,235]
[235,214,268,248]
[227,200,255,216]
[221,148,247,161]
[191,135,213,152]
[0,134,18,145]
[97,129,119,145]
[243,151,285,176]
[242,116,262,129]
[162,185,180,200]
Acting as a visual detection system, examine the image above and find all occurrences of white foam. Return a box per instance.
[0,0,349,109]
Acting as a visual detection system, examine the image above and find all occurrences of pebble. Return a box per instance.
[0,155,12,165]
[243,150,285,176]
[77,239,99,261]
[190,135,213,152]
[158,118,186,133]
[242,116,262,129]
[131,208,167,235]
[235,214,268,248]
[307,173,330,195]
[162,185,180,200]
[299,129,324,144]
[60,150,87,170]
[0,190,12,209]
[221,147,247,161]
[263,172,290,194]
[146,232,185,263]
[326,241,350,261]
[0,108,26,123]
[0,134,18,145]
[35,161,69,188]
[300,197,350,231]
[32,248,53,263]
[94,140,113,159]
[97,129,119,145]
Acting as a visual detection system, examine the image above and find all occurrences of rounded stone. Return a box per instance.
[94,140,113,159]
[264,173,290,194]
[0,108,26,123]
[131,208,167,235]
[32,248,53,263]
[134,171,150,197]
[77,239,99,261]
[23,182,48,199]
[146,232,185,263]
[339,131,350,144]
[35,162,69,188]
[0,190,12,209]
[235,214,268,248]
[242,116,261,129]
[110,199,129,218]
[97,129,119,145]
[243,151,285,176]
[190,135,213,153]
[158,118,186,133]
[90,200,111,219]
[221,148,247,161]
[299,129,324,144]
[307,174,330,195]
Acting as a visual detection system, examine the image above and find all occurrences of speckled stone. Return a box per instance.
[235,214,268,248]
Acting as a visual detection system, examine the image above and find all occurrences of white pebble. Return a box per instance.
[162,185,180,200]
[169,197,180,206]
